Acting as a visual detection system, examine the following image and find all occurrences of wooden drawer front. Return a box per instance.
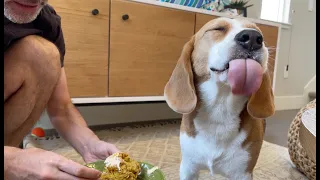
[109,0,195,97]
[255,24,278,83]
[49,0,109,97]
[195,13,278,83]
[195,13,219,32]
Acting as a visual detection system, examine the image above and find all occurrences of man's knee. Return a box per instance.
[6,35,61,83]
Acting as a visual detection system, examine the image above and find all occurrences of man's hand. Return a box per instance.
[82,140,120,163]
[5,147,101,180]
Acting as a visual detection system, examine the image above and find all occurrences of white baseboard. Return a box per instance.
[36,96,309,130]
[274,95,308,111]
[275,75,316,111]
[38,103,181,130]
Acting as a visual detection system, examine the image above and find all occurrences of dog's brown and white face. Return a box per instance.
[165,17,274,119]
[193,17,268,83]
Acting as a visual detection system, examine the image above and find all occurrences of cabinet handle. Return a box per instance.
[92,9,99,15]
[122,14,129,21]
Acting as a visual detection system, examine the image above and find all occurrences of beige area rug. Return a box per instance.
[24,121,308,180]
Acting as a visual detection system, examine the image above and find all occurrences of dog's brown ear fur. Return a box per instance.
[247,72,275,119]
[164,37,197,114]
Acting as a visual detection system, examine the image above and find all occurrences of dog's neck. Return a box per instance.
[198,79,248,114]
[193,79,249,139]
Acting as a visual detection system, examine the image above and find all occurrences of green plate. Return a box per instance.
[85,160,165,180]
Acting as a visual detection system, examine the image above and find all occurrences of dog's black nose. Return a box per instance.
[235,30,263,51]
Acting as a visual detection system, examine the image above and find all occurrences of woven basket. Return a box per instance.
[288,99,316,179]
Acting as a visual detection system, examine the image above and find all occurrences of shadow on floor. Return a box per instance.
[264,109,299,147]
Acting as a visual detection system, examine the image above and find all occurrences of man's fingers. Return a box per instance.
[108,143,120,155]
[57,158,101,179]
[55,171,97,180]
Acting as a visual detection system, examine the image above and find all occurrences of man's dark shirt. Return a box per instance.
[4,4,65,67]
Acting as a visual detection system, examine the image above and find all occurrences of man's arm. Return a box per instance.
[46,68,118,161]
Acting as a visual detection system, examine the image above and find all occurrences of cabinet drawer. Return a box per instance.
[109,0,195,97]
[255,24,278,83]
[195,13,219,32]
[50,0,109,97]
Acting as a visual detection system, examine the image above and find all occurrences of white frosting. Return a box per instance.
[147,166,159,175]
[104,153,122,171]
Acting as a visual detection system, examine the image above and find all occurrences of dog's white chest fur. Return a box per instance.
[179,80,252,179]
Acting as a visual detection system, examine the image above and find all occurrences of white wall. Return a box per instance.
[246,0,262,19]
[246,0,316,110]
[247,0,316,97]
[270,0,316,110]
[304,75,316,94]
[275,0,316,96]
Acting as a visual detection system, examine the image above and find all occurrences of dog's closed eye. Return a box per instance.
[205,26,227,34]
[213,27,226,31]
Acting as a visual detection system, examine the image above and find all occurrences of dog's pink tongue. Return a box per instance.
[228,59,263,96]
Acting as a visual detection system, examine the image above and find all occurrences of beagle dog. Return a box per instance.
[164,17,275,180]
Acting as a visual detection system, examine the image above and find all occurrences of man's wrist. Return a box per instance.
[48,104,101,157]
[78,134,101,156]
[4,146,21,176]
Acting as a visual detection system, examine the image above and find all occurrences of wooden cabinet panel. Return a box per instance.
[49,0,109,97]
[195,13,219,32]
[195,13,278,84]
[255,24,278,83]
[109,0,195,97]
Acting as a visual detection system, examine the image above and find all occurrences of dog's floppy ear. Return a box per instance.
[247,72,275,119]
[164,36,197,114]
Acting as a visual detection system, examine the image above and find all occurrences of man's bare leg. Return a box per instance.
[4,35,61,147]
